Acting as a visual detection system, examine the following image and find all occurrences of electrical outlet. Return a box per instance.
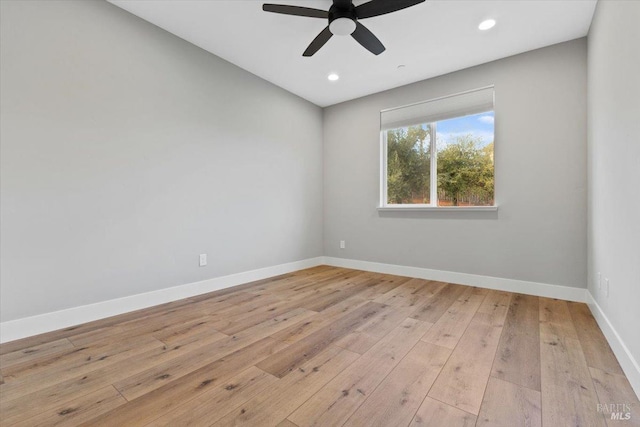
[604,278,609,297]
[598,272,602,290]
[340,240,346,249]
[199,254,207,267]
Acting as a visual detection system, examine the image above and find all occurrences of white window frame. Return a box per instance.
[379,87,498,212]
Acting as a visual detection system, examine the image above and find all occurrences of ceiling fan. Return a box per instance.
[262,0,426,57]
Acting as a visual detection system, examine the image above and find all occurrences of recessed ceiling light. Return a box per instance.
[327,73,339,81]
[479,19,496,30]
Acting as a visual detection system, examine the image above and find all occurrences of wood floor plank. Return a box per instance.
[301,278,374,312]
[589,367,640,426]
[0,342,179,424]
[196,290,281,315]
[77,337,287,426]
[353,275,410,300]
[113,308,309,400]
[204,289,273,306]
[145,366,279,426]
[0,298,197,356]
[210,298,307,335]
[304,271,374,290]
[191,294,282,326]
[0,266,291,354]
[11,385,126,427]
[0,335,168,400]
[185,267,335,303]
[288,318,433,427]
[410,282,467,323]
[334,303,416,354]
[213,346,360,427]
[256,302,385,378]
[568,302,624,375]
[244,271,306,291]
[280,282,365,308]
[1,346,91,384]
[186,278,287,303]
[333,331,380,354]
[491,294,541,391]
[0,333,228,423]
[540,333,606,427]
[409,397,477,427]
[270,265,351,285]
[0,339,75,369]
[476,377,541,427]
[277,420,300,427]
[2,267,635,427]
[324,272,380,292]
[375,278,446,309]
[112,336,251,401]
[269,297,368,345]
[272,270,364,300]
[1,333,81,358]
[65,300,231,347]
[428,318,503,415]
[344,341,451,427]
[151,316,225,347]
[87,295,231,325]
[421,287,488,349]
[0,266,306,354]
[290,286,343,306]
[539,297,579,339]
[473,290,511,327]
[3,333,164,379]
[356,304,416,339]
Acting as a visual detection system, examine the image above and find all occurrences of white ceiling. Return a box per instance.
[108,0,597,107]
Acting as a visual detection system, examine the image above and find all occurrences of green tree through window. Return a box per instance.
[437,137,494,206]
[386,125,431,204]
[385,111,494,207]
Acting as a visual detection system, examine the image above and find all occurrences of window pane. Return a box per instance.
[386,125,431,204]
[436,112,494,206]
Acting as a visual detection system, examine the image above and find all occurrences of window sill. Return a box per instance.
[377,205,498,212]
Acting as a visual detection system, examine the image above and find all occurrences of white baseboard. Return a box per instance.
[4,255,636,399]
[586,291,640,399]
[0,257,325,344]
[0,256,591,345]
[324,256,588,302]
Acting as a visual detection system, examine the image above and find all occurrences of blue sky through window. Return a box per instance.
[436,111,494,148]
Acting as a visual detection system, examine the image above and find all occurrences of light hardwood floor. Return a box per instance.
[0,266,638,426]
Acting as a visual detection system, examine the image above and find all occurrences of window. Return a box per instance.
[380,87,495,209]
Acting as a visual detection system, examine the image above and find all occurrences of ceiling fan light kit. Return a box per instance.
[329,17,357,36]
[262,0,426,56]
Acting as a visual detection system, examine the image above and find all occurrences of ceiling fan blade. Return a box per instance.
[263,4,328,19]
[303,26,333,56]
[356,0,425,19]
[351,22,385,55]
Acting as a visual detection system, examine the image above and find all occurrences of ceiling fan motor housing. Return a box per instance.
[328,4,357,35]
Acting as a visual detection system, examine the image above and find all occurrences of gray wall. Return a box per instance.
[587,1,640,367]
[0,0,323,322]
[323,39,588,289]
